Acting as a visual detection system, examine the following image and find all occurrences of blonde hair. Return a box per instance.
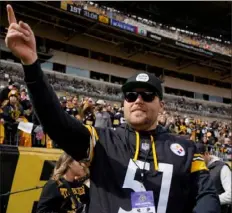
[52,152,74,180]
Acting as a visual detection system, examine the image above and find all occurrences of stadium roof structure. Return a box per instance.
[95,1,232,41]
[1,1,231,80]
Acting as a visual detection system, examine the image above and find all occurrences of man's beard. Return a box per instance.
[129,118,156,131]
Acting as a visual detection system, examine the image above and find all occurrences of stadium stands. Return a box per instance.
[0,2,230,162]
[0,2,231,152]
[0,2,231,213]
[73,1,231,56]
[0,60,231,162]
[0,59,231,120]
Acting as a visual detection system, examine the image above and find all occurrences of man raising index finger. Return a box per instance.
[5,5,221,213]
[5,5,37,64]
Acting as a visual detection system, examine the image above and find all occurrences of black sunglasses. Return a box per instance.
[124,92,157,103]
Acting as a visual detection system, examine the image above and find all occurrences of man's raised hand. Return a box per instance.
[5,4,38,65]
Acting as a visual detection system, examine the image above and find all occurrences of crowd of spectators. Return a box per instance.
[165,96,231,119]
[49,74,122,101]
[0,61,231,163]
[157,111,232,162]
[1,60,231,120]
[71,1,232,56]
[0,75,231,162]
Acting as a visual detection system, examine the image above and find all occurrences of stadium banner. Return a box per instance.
[174,41,214,56]
[147,31,162,41]
[0,146,62,213]
[82,10,99,21]
[110,19,136,33]
[136,26,147,37]
[67,4,82,15]
[98,15,110,25]
[147,31,216,57]
[60,1,82,16]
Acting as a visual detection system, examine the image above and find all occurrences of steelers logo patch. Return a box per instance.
[170,143,185,156]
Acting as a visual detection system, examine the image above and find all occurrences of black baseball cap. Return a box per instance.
[121,72,163,100]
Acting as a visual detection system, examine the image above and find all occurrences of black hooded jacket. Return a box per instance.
[23,60,220,213]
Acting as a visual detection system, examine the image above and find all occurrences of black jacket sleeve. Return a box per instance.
[191,171,221,213]
[23,60,91,161]
[190,147,221,213]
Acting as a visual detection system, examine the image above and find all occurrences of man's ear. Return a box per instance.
[159,100,164,113]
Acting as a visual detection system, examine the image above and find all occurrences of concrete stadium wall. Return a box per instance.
[29,23,230,83]
[164,77,231,99]
[50,50,231,99]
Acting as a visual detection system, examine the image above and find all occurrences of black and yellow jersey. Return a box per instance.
[23,60,220,213]
[83,112,95,126]
[37,178,89,213]
[112,112,125,127]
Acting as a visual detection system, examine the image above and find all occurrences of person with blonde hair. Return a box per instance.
[37,152,90,213]
[82,100,95,126]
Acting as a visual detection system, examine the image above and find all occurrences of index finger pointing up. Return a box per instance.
[7,4,17,24]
